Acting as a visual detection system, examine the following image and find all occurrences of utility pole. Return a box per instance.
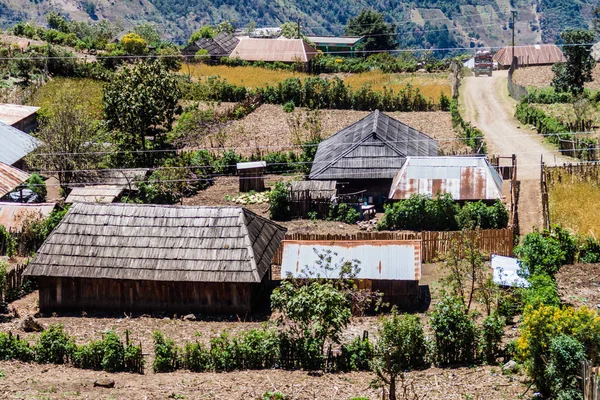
[297,17,301,39]
[511,10,517,65]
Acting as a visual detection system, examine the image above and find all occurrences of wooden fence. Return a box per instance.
[272,228,514,265]
[289,189,332,219]
[2,264,31,304]
[582,360,600,400]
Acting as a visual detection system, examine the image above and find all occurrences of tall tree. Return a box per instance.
[103,61,180,167]
[345,9,397,53]
[552,29,596,94]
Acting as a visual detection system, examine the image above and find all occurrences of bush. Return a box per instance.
[327,203,360,225]
[479,313,504,364]
[282,101,295,113]
[450,99,486,151]
[338,335,373,372]
[456,200,509,230]
[0,332,35,362]
[235,328,280,370]
[515,226,576,277]
[545,335,585,400]
[429,295,478,366]
[268,181,291,221]
[35,324,75,364]
[152,331,179,372]
[182,340,210,372]
[0,226,16,257]
[25,174,47,201]
[520,274,561,308]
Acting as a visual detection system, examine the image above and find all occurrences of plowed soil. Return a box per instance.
[557,263,600,308]
[512,64,600,90]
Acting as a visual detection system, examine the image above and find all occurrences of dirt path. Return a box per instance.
[462,70,572,233]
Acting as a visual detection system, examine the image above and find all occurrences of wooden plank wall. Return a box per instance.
[271,228,514,265]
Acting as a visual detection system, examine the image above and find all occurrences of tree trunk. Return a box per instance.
[389,376,396,400]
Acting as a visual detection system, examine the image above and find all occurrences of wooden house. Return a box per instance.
[309,110,439,206]
[280,240,422,309]
[0,162,30,199]
[288,180,336,218]
[237,161,266,192]
[24,203,287,314]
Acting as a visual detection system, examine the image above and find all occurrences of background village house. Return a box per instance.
[24,203,287,314]
[229,38,317,69]
[494,44,566,69]
[305,36,364,56]
[182,32,239,61]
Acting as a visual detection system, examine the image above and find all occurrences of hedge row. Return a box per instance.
[514,103,570,145]
[449,99,486,152]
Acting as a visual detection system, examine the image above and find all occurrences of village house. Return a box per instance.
[0,103,40,133]
[229,38,317,68]
[306,36,364,56]
[309,110,439,206]
[388,156,503,203]
[494,44,566,69]
[24,203,287,314]
[280,239,423,309]
[182,32,239,61]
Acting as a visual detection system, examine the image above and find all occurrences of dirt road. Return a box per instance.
[462,70,571,233]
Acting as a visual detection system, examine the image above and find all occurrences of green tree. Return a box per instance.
[188,26,216,44]
[552,29,596,94]
[216,21,235,35]
[345,9,397,53]
[120,32,147,55]
[104,61,180,167]
[133,23,162,47]
[280,22,300,39]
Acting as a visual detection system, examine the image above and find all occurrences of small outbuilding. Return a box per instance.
[388,156,503,202]
[182,32,239,60]
[0,103,40,133]
[305,36,364,56]
[65,185,124,204]
[288,180,337,218]
[24,203,287,314]
[494,44,566,69]
[309,110,439,205]
[280,240,422,309]
[237,161,266,192]
[0,202,56,231]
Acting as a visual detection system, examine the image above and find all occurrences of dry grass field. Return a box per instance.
[549,181,600,237]
[181,64,452,100]
[185,104,468,156]
[512,64,600,90]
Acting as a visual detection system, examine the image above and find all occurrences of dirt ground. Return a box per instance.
[512,64,600,90]
[557,263,600,309]
[187,105,468,156]
[461,70,573,234]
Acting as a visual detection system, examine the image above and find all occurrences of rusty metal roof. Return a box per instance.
[0,202,56,231]
[280,240,421,281]
[65,185,124,204]
[230,38,317,63]
[0,104,40,126]
[0,162,30,198]
[493,44,566,67]
[388,156,503,201]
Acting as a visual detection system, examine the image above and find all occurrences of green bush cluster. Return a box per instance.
[514,103,570,145]
[377,194,509,231]
[327,203,360,225]
[450,99,486,152]
[182,76,442,112]
[268,181,292,221]
[522,88,574,104]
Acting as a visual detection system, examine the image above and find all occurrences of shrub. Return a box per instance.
[456,200,509,230]
[25,174,47,201]
[0,332,35,362]
[152,331,179,372]
[282,101,295,113]
[0,226,16,257]
[520,274,561,308]
[515,226,576,277]
[208,331,237,371]
[35,324,75,364]
[268,181,291,221]
[236,328,280,370]
[545,335,585,400]
[338,335,373,372]
[429,295,478,366]
[214,150,244,175]
[182,340,210,372]
[479,313,504,364]
[328,203,360,225]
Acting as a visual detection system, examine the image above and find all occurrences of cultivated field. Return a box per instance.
[512,64,600,90]
[557,263,600,308]
[185,104,468,156]
[182,64,452,101]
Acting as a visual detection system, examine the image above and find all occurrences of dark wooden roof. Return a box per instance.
[24,203,287,283]
[309,110,439,180]
[183,32,239,57]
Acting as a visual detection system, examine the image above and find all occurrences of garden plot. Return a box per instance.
[512,64,600,90]
[557,263,600,308]
[189,104,467,156]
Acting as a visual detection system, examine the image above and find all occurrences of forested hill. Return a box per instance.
[0,0,596,48]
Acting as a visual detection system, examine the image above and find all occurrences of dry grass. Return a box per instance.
[512,64,600,90]
[343,71,452,101]
[181,64,451,100]
[28,77,104,118]
[549,181,600,237]
[182,64,308,87]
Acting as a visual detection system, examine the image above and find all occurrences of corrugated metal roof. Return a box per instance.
[493,44,566,67]
[388,156,503,201]
[230,38,317,63]
[309,110,439,181]
[0,121,41,165]
[306,36,364,46]
[65,185,124,204]
[281,240,421,281]
[0,104,40,126]
[0,162,30,198]
[0,202,56,231]
[237,161,266,170]
[24,203,287,283]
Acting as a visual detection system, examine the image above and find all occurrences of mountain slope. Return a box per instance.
[0,0,596,49]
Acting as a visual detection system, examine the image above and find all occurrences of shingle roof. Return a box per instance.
[231,38,317,63]
[69,168,149,190]
[309,111,439,180]
[388,156,503,201]
[0,121,41,165]
[183,32,239,57]
[24,203,287,283]
[0,162,30,198]
[65,185,124,204]
[494,44,566,67]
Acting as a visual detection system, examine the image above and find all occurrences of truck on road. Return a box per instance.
[474,50,493,77]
